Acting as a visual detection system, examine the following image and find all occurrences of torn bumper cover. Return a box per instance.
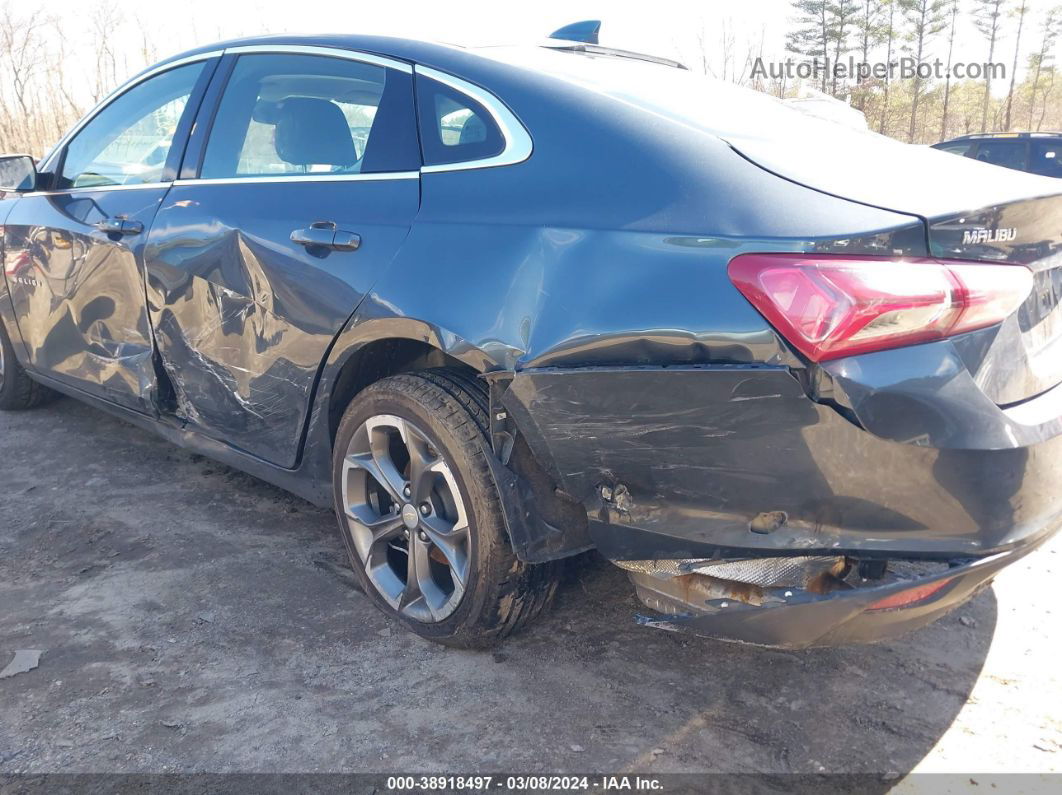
[496,363,1062,647]
[617,537,1046,649]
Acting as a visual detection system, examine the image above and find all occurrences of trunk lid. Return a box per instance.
[928,195,1062,404]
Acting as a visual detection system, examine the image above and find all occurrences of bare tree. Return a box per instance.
[1038,62,1058,128]
[1004,0,1030,129]
[0,3,53,153]
[1028,6,1062,128]
[90,2,124,104]
[880,0,899,132]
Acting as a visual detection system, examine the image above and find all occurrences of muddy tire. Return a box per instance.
[332,368,561,648]
[0,320,55,411]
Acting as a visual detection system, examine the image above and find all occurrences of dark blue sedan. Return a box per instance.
[1,28,1060,649]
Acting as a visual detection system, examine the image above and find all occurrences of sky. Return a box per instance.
[30,0,1057,93]
[43,0,790,60]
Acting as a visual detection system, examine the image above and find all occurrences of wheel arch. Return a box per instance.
[326,335,480,447]
[319,318,593,564]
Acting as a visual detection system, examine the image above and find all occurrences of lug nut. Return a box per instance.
[403,484,412,498]
[403,528,410,539]
[417,529,429,542]
[420,502,431,516]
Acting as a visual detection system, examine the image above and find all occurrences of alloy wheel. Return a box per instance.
[341,414,471,622]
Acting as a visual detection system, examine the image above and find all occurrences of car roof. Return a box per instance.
[153,33,468,71]
[937,132,1062,143]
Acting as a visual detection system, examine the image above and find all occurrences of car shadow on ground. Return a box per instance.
[0,398,996,781]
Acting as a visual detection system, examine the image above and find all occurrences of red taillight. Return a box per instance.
[727,254,1033,362]
[866,578,954,611]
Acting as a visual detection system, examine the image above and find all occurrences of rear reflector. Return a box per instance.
[727,254,1033,362]
[865,578,954,611]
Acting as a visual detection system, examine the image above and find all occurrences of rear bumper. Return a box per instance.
[628,533,1047,649]
[496,359,1062,646]
[499,362,1062,560]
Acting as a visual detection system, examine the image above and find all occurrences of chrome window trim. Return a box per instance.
[23,182,172,197]
[40,51,223,173]
[173,172,419,186]
[222,44,412,74]
[415,65,533,173]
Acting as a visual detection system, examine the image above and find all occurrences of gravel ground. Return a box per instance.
[0,397,1059,780]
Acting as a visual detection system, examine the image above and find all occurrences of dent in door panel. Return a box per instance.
[148,225,358,465]
[4,190,165,411]
[145,179,419,468]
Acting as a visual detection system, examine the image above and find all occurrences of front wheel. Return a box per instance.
[332,369,561,648]
[0,320,56,411]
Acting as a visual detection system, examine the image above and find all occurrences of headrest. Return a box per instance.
[272,97,356,168]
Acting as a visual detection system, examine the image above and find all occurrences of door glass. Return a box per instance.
[972,140,1029,172]
[201,53,419,178]
[60,63,204,189]
[416,75,504,166]
[1029,141,1062,177]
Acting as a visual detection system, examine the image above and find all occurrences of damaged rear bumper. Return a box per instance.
[618,536,1046,649]
[493,360,1062,646]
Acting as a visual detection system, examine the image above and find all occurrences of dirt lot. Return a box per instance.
[1,397,1059,780]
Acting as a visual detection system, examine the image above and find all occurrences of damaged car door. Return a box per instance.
[144,49,421,466]
[2,62,213,413]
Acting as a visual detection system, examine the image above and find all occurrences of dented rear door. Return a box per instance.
[144,51,421,467]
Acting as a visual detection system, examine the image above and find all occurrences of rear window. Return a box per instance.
[415,75,504,166]
[1029,141,1062,177]
[973,140,1029,172]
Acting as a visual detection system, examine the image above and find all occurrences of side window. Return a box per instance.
[415,75,505,166]
[1030,141,1062,178]
[973,141,1029,172]
[200,54,420,179]
[935,141,974,156]
[60,63,205,189]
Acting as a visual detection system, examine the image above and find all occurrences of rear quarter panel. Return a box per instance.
[348,80,926,372]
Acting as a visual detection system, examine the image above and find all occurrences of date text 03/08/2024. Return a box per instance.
[385,775,665,791]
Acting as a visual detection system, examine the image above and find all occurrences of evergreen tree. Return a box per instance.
[973,0,1009,131]
[900,0,949,141]
[854,0,889,109]
[787,1,832,92]
[941,0,962,139]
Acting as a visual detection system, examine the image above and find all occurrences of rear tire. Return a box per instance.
[332,369,561,648]
[0,320,55,411]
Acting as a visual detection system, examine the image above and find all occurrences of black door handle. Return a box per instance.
[94,218,143,236]
[291,221,361,252]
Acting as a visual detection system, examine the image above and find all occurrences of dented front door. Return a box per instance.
[4,188,166,413]
[2,61,210,413]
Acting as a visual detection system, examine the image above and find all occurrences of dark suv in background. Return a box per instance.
[933,132,1062,177]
